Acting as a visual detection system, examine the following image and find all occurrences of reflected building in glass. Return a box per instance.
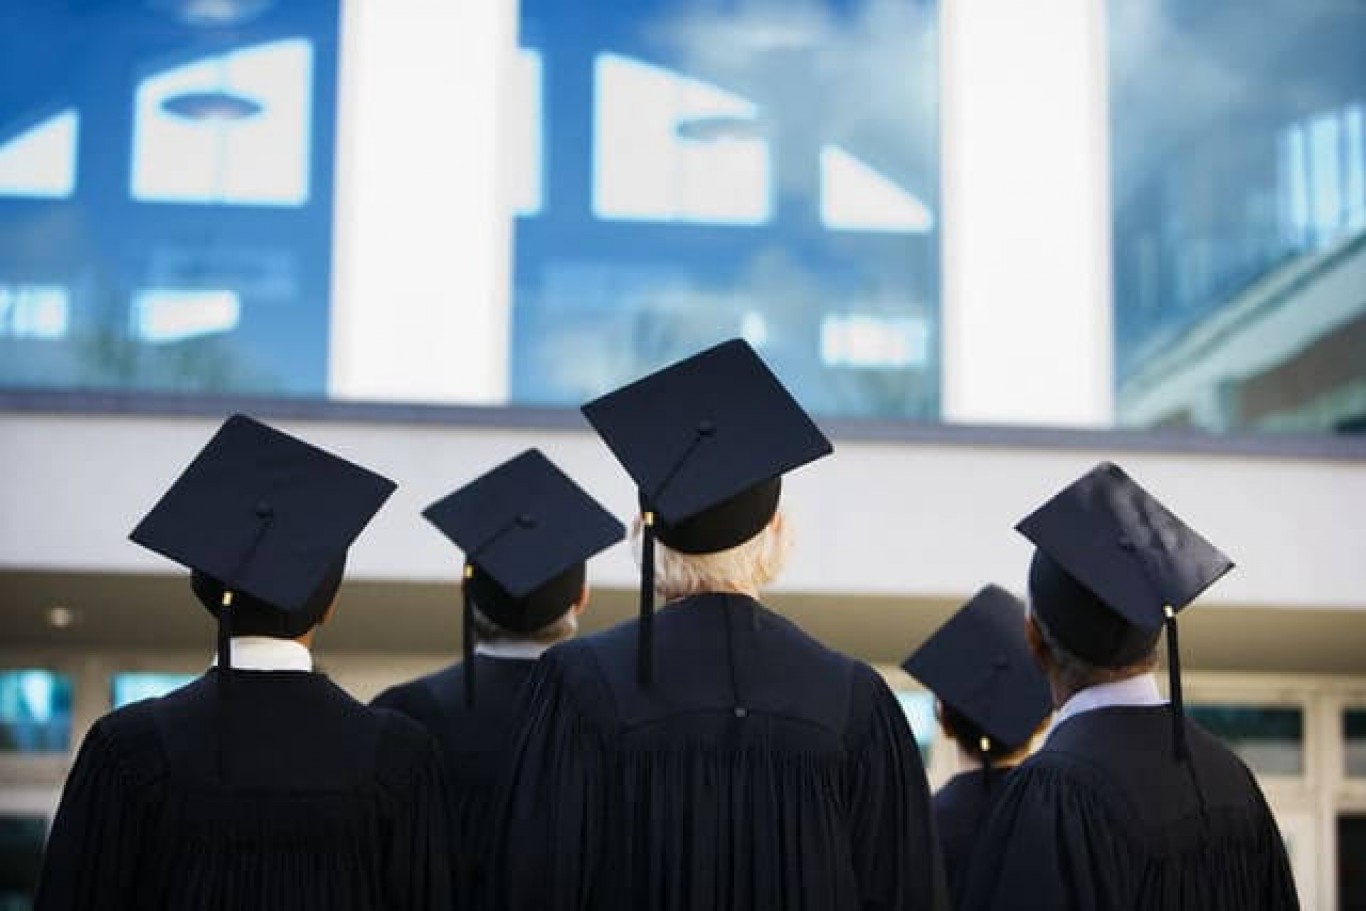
[508,0,941,419]
[0,1,340,398]
[1109,0,1366,434]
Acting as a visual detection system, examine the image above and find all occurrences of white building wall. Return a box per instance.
[2,412,1363,612]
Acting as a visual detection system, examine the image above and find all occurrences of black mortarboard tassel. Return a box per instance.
[423,449,624,705]
[130,414,396,778]
[463,563,476,709]
[639,509,655,685]
[1017,462,1234,762]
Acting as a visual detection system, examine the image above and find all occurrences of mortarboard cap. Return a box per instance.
[582,338,832,684]
[902,585,1051,757]
[424,449,624,619]
[582,338,831,555]
[1016,461,1233,660]
[1016,461,1234,760]
[131,414,396,617]
[423,449,624,705]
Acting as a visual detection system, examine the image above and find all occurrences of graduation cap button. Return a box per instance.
[516,513,538,529]
[697,419,717,436]
[1117,534,1136,552]
[254,500,274,518]
[993,655,1010,669]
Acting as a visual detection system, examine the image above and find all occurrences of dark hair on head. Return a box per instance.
[939,701,1023,764]
[468,602,579,647]
[1027,549,1159,667]
[1028,608,1157,703]
[465,562,584,636]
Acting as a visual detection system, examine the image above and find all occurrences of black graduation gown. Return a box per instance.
[372,655,536,907]
[932,768,1011,908]
[959,705,1299,911]
[34,670,452,911]
[486,593,949,911]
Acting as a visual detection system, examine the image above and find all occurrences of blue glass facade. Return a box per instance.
[510,0,941,418]
[0,1,340,397]
[2,1,1363,437]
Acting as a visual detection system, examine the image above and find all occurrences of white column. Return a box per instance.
[939,0,1114,426]
[328,0,517,404]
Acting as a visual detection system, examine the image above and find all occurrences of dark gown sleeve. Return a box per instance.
[957,761,1133,911]
[34,716,166,911]
[484,651,605,911]
[371,682,425,718]
[374,713,456,911]
[844,666,950,911]
[932,772,994,907]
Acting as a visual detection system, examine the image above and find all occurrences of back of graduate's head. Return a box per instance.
[635,499,793,602]
[464,561,589,647]
[191,554,346,639]
[1025,550,1157,700]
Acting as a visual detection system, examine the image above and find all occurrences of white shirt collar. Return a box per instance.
[475,641,550,660]
[1049,672,1164,737]
[211,636,313,672]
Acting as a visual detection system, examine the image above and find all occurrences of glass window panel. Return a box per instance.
[1186,704,1303,776]
[512,0,941,420]
[130,289,241,344]
[1109,0,1366,434]
[897,690,937,767]
[0,286,70,341]
[819,145,934,234]
[0,110,77,199]
[110,672,197,709]
[130,40,313,206]
[0,671,72,755]
[1344,707,1366,778]
[0,816,46,909]
[0,3,340,397]
[593,52,772,225]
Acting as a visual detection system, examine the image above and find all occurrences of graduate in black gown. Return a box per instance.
[960,462,1299,911]
[34,415,452,911]
[486,339,948,911]
[371,449,623,907]
[901,585,1052,907]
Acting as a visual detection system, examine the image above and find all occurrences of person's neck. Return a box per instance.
[1052,667,1149,708]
